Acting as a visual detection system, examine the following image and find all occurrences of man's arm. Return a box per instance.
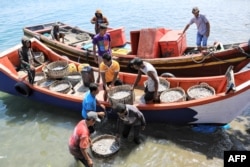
[182,24,190,34]
[103,17,109,26]
[80,148,93,167]
[132,70,142,90]
[111,71,119,86]
[206,21,210,37]
[100,71,107,88]
[90,17,96,24]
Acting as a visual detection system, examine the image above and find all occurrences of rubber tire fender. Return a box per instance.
[14,82,32,97]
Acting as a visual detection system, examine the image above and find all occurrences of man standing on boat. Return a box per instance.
[68,111,100,167]
[100,53,123,101]
[92,23,111,83]
[90,9,109,34]
[18,37,36,84]
[181,7,210,51]
[130,58,159,104]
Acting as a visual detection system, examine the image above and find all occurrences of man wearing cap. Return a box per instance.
[113,103,146,144]
[92,23,111,83]
[182,7,210,51]
[68,111,100,167]
[90,9,109,34]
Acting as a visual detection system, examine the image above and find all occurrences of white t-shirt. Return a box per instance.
[140,61,159,92]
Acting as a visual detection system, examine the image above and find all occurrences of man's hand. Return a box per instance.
[87,158,93,167]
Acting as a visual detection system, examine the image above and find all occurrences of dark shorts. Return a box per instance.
[144,86,155,102]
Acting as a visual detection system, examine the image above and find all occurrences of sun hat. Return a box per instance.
[192,7,199,14]
[87,111,101,122]
[95,9,102,14]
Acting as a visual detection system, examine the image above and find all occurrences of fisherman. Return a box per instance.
[113,103,146,144]
[68,111,100,167]
[90,9,109,34]
[181,7,210,51]
[18,36,36,84]
[92,23,111,83]
[130,58,159,104]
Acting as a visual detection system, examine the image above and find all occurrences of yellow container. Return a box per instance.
[112,48,130,55]
[68,63,77,73]
[78,63,90,72]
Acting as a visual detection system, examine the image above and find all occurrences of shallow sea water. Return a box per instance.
[1,0,250,166]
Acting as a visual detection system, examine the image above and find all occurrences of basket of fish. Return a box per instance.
[187,83,215,100]
[160,87,186,103]
[45,61,68,79]
[64,72,82,86]
[144,78,170,93]
[34,72,46,83]
[91,134,120,158]
[108,85,134,106]
[49,80,72,94]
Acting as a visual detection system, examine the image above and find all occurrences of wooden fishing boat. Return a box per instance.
[23,21,250,77]
[1,38,249,125]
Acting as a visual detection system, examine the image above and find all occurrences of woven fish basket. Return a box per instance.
[91,134,120,158]
[64,72,82,86]
[49,80,72,94]
[160,87,186,103]
[108,85,134,107]
[144,78,170,93]
[33,52,45,64]
[46,61,68,79]
[187,83,215,100]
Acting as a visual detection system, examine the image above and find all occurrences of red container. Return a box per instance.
[136,28,166,59]
[107,27,126,47]
[130,30,140,55]
[159,30,187,57]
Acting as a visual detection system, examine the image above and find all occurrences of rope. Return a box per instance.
[190,43,250,64]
